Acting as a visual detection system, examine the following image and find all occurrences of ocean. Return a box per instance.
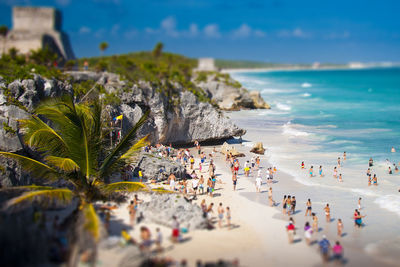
[228,68,400,265]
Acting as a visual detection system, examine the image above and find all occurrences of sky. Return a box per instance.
[1,0,400,63]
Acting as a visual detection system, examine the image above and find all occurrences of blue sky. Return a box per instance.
[1,0,400,63]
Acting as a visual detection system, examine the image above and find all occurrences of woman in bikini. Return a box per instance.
[305,198,312,216]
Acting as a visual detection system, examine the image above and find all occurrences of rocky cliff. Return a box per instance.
[195,72,270,110]
[0,72,245,186]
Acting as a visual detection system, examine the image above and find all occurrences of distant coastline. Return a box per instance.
[221,65,400,73]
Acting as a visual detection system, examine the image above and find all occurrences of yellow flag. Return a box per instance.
[116,114,123,120]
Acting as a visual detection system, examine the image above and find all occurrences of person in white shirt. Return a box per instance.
[255,176,262,192]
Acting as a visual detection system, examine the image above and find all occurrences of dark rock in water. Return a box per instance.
[134,153,188,181]
[137,193,207,230]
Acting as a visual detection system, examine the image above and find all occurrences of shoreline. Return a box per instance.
[221,65,396,73]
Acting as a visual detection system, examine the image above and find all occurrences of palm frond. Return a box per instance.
[101,181,146,193]
[99,110,149,180]
[6,188,73,207]
[120,135,149,160]
[82,203,100,242]
[45,156,80,172]
[0,152,59,181]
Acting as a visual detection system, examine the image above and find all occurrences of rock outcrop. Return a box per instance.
[137,193,207,230]
[250,142,265,155]
[196,73,270,111]
[133,153,188,181]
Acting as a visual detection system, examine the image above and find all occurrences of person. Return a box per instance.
[83,60,89,71]
[343,151,347,161]
[286,220,295,243]
[338,173,343,182]
[337,157,341,167]
[369,157,374,167]
[139,226,152,253]
[282,195,287,214]
[319,235,331,262]
[268,187,275,206]
[355,210,366,228]
[304,222,313,245]
[301,161,305,169]
[190,156,195,170]
[358,197,362,210]
[256,157,261,169]
[337,219,343,237]
[319,165,323,177]
[368,174,372,186]
[255,175,262,193]
[192,176,199,198]
[206,203,214,223]
[324,204,331,222]
[373,174,378,185]
[226,207,231,229]
[251,157,256,169]
[291,196,296,214]
[395,164,399,173]
[138,169,143,182]
[333,166,337,179]
[121,229,135,245]
[312,213,319,233]
[286,195,292,215]
[171,216,180,243]
[232,174,237,191]
[305,199,312,216]
[332,241,344,263]
[155,228,163,252]
[218,203,224,228]
[244,164,250,177]
[168,173,176,191]
[127,200,136,226]
[199,175,205,195]
[199,162,202,173]
[309,166,314,177]
[389,166,393,174]
[391,146,396,153]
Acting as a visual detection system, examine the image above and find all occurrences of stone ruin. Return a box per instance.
[0,6,74,61]
[196,57,217,71]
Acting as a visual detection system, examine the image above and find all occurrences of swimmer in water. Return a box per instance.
[338,174,343,182]
[309,166,314,177]
[319,166,323,177]
[391,146,396,153]
[343,151,346,161]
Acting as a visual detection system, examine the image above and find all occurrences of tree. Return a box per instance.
[99,42,109,56]
[0,95,152,255]
[0,25,9,55]
[152,42,164,58]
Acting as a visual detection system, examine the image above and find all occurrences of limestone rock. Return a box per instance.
[250,91,270,109]
[250,142,265,155]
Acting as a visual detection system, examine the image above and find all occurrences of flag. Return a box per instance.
[114,114,123,121]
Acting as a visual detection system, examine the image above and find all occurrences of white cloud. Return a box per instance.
[189,23,199,37]
[231,24,266,39]
[145,27,158,34]
[94,28,106,39]
[278,28,311,38]
[161,16,179,37]
[204,24,221,38]
[79,26,91,34]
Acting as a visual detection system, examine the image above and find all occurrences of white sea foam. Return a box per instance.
[301,82,312,88]
[261,88,298,94]
[276,103,292,111]
[374,195,400,218]
[282,122,310,137]
[302,92,311,97]
[351,188,379,197]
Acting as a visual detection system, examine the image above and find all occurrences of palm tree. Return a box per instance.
[0,95,150,245]
[0,25,9,55]
[152,42,164,58]
[99,41,109,56]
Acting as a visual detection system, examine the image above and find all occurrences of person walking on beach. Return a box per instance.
[319,166,323,177]
[190,156,195,170]
[333,166,337,179]
[291,196,296,214]
[337,157,341,167]
[168,173,176,191]
[256,156,261,170]
[127,200,136,226]
[172,216,180,243]
[373,174,378,185]
[369,157,374,167]
[286,195,292,215]
[207,177,214,197]
[255,175,262,193]
[192,176,199,199]
[333,241,344,263]
[301,161,305,169]
[343,151,347,161]
[358,197,362,210]
[199,175,205,195]
[319,235,331,262]
[232,174,237,191]
[218,203,224,228]
[304,222,313,245]
[312,213,319,233]
[337,219,344,237]
[286,220,295,244]
[226,207,231,229]
[268,187,276,206]
[309,166,314,177]
[324,204,331,222]
[282,195,287,214]
[305,199,312,216]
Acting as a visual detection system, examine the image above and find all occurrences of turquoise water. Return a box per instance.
[232,68,400,164]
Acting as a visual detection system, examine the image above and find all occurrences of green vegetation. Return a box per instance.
[195,71,242,89]
[99,41,109,56]
[0,96,151,244]
[2,122,16,135]
[0,47,65,83]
